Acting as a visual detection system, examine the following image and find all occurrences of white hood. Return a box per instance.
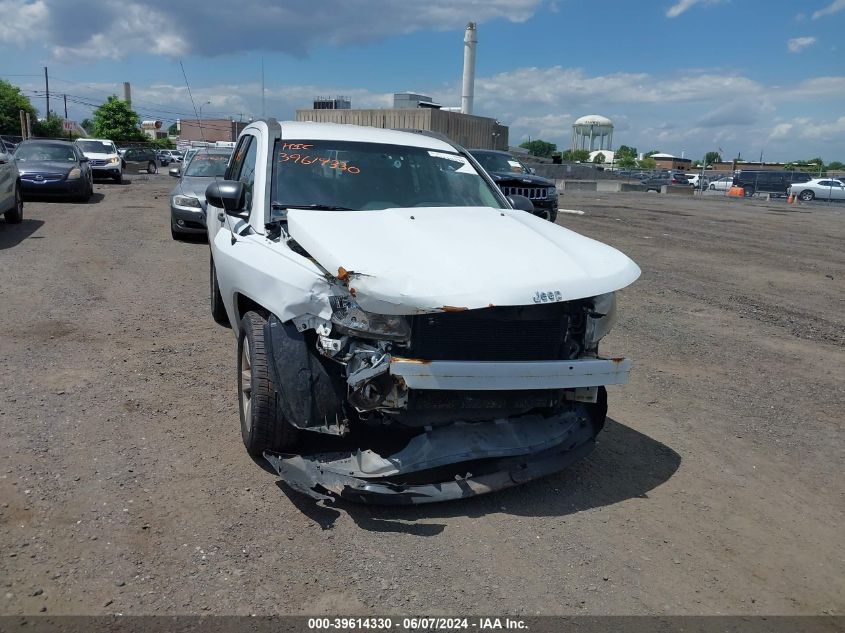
[287,206,640,314]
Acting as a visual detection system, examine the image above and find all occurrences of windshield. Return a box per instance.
[471,151,528,174]
[77,140,115,154]
[271,140,504,212]
[15,144,77,162]
[183,152,230,177]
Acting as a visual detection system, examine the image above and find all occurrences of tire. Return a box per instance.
[210,256,230,326]
[112,173,122,183]
[743,186,754,197]
[548,208,558,223]
[238,312,298,455]
[709,184,715,190]
[798,190,815,202]
[147,162,157,174]
[170,225,181,240]
[76,179,92,203]
[4,183,23,224]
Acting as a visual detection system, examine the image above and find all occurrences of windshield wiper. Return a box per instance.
[271,203,354,211]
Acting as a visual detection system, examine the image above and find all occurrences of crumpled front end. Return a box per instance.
[265,394,604,504]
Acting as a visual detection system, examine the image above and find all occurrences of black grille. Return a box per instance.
[500,185,550,200]
[407,303,586,362]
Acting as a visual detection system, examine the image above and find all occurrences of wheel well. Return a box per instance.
[235,293,270,322]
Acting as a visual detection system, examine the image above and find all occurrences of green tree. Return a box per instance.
[80,118,93,133]
[616,144,637,160]
[639,156,657,169]
[826,160,844,171]
[0,79,38,136]
[616,155,636,168]
[645,150,660,158]
[704,151,722,166]
[593,152,606,164]
[32,112,64,137]
[167,122,178,136]
[92,95,145,142]
[519,139,557,158]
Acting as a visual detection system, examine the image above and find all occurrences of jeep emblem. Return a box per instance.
[533,290,563,303]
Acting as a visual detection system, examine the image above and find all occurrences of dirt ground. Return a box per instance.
[0,176,843,616]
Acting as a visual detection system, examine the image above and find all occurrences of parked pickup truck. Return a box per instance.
[205,119,640,504]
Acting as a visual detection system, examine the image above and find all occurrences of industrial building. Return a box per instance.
[295,23,508,150]
[177,118,248,143]
[296,97,508,150]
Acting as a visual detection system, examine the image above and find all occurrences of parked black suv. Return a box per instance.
[468,149,558,222]
[732,170,813,197]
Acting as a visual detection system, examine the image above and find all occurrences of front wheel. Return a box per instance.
[238,312,299,455]
[798,190,815,201]
[4,183,23,223]
[147,162,157,174]
[709,184,715,190]
[743,186,755,197]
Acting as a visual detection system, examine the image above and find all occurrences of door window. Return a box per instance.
[228,136,258,214]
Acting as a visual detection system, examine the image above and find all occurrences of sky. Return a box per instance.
[1,0,844,162]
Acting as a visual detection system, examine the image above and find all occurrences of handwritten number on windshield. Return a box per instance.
[279,152,360,174]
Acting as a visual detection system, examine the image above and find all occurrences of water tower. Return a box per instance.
[571,114,613,151]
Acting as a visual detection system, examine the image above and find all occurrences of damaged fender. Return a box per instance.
[264,315,347,435]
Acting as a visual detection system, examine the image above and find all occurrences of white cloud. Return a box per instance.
[769,116,845,141]
[787,36,817,53]
[0,0,47,44]
[812,0,845,18]
[666,0,724,18]
[4,0,543,60]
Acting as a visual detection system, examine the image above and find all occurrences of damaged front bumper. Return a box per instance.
[264,404,599,505]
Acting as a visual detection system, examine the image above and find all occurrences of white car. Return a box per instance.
[0,146,22,223]
[76,138,123,183]
[788,178,845,202]
[206,119,641,504]
[708,176,733,191]
[685,174,709,189]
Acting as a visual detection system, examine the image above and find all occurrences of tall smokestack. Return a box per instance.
[461,22,477,115]
[123,82,131,109]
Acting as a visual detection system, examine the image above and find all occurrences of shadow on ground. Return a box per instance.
[276,417,681,534]
[22,192,104,205]
[0,218,45,249]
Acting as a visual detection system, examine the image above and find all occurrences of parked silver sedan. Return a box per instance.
[169,147,232,239]
[788,178,845,202]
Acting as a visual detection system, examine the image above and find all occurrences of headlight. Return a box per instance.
[67,167,81,179]
[329,296,410,341]
[585,292,617,347]
[173,195,202,208]
[108,157,120,165]
[547,187,557,198]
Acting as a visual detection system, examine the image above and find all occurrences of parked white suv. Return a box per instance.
[76,138,123,183]
[0,146,22,223]
[206,119,640,504]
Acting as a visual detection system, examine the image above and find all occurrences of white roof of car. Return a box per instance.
[278,121,458,152]
[77,138,115,144]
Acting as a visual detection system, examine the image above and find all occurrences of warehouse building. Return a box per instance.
[296,93,508,150]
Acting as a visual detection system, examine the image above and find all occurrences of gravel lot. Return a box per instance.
[0,175,842,616]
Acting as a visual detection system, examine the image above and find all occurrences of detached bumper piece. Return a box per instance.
[264,406,597,505]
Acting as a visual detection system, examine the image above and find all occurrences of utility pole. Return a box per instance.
[44,66,50,119]
[64,94,70,139]
[260,57,265,119]
[20,110,28,139]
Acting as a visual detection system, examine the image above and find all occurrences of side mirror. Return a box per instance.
[206,180,245,214]
[80,156,89,162]
[169,166,181,178]
[529,167,537,175]
[508,195,534,213]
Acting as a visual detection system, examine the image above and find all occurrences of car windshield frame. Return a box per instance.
[183,151,231,178]
[270,139,507,215]
[14,143,78,162]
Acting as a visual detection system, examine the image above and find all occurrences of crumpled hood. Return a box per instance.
[287,206,640,314]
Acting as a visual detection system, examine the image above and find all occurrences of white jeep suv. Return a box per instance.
[206,119,640,504]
